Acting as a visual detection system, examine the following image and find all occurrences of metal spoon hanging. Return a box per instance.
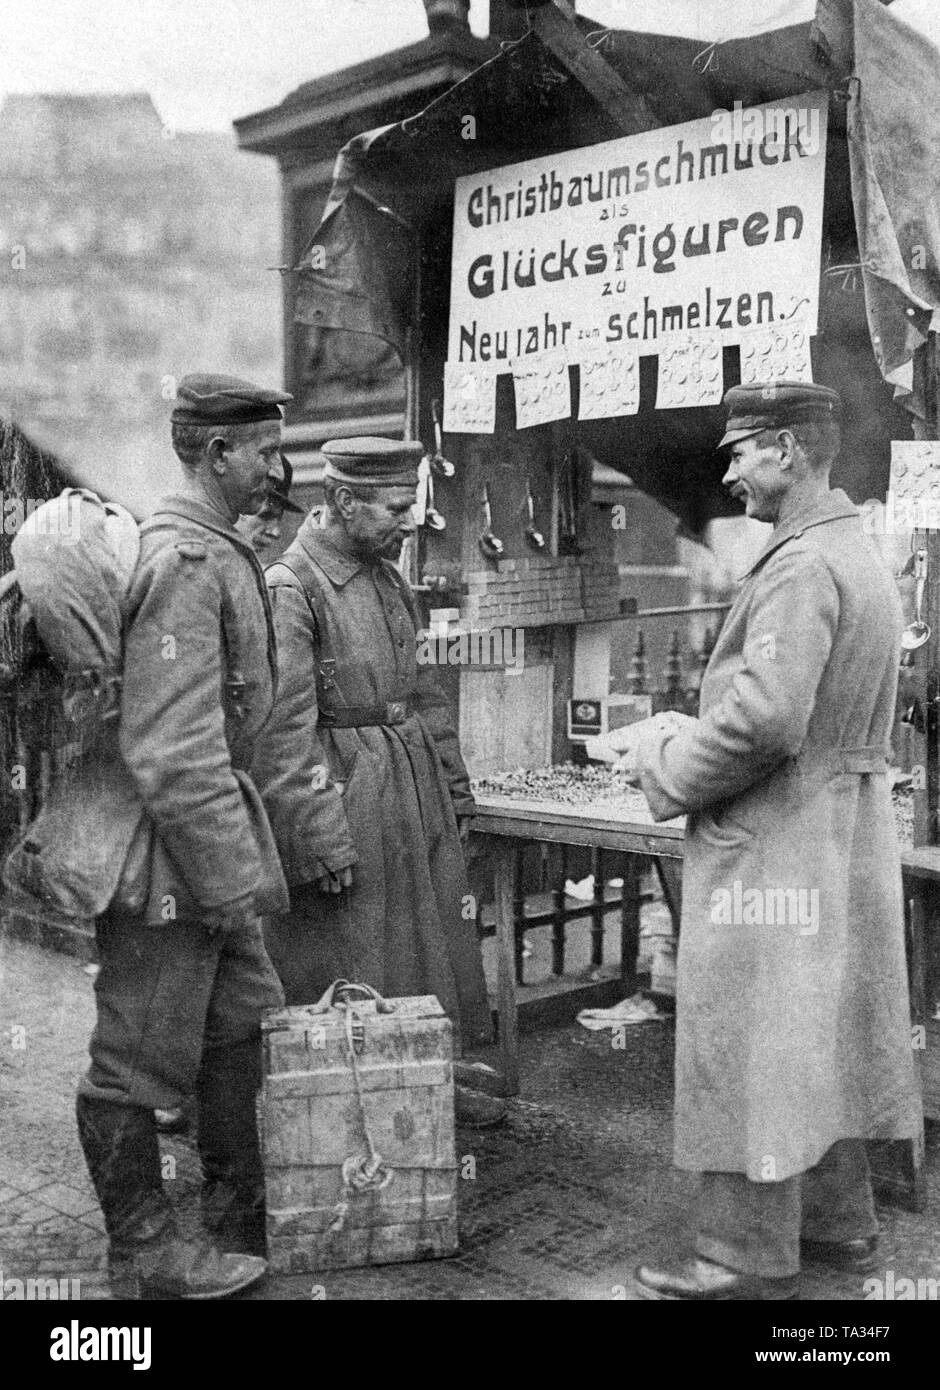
[558,450,581,556]
[425,467,447,531]
[901,547,930,651]
[428,399,455,478]
[524,477,545,550]
[479,483,504,561]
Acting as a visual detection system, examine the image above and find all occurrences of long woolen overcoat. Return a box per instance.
[637,488,921,1181]
[251,517,493,1048]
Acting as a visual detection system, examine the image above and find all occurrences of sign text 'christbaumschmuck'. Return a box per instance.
[447,94,828,378]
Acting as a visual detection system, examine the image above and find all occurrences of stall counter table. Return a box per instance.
[470,793,685,1095]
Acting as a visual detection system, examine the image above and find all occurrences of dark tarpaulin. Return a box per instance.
[816,0,940,417]
[293,8,918,533]
[293,126,415,360]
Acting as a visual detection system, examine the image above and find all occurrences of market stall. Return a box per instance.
[300,11,926,912]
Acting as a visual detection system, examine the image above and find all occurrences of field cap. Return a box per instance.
[718,381,842,448]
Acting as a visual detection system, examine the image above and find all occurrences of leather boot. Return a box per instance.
[455,1084,507,1128]
[76,1093,266,1299]
[634,1255,799,1301]
[801,1235,878,1274]
[196,1038,267,1257]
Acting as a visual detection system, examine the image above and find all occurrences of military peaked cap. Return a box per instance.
[172,373,292,426]
[321,437,423,488]
[718,381,842,448]
[267,452,304,514]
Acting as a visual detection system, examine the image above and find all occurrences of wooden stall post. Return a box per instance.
[494,843,521,1096]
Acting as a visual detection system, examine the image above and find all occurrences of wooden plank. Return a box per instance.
[265,1063,452,1099]
[513,973,630,1029]
[901,845,940,881]
[655,858,683,932]
[619,853,643,988]
[531,3,662,135]
[472,806,685,858]
[494,841,521,1096]
[269,1216,458,1274]
[268,1169,455,1217]
[472,792,684,831]
[868,1136,928,1215]
[269,1190,456,1234]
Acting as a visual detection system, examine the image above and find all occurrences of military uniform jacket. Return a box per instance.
[6,493,289,924]
[636,488,920,1180]
[251,517,492,1046]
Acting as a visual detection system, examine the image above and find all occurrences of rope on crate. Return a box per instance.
[328,1003,393,1234]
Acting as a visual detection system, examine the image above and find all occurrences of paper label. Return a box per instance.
[442,362,496,434]
[656,333,723,409]
[577,345,640,419]
[739,321,813,385]
[890,441,940,527]
[511,351,572,429]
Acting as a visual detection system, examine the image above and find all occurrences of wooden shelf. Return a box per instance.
[901,846,940,883]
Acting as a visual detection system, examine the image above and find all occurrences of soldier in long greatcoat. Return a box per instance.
[621,383,921,1300]
[252,437,504,1125]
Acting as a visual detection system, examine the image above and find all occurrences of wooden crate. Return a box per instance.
[261,994,458,1273]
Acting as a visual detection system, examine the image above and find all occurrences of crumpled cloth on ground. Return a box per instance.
[576,992,664,1031]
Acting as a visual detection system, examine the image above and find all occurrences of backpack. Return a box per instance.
[1,488,253,753]
[0,487,248,919]
[0,489,140,757]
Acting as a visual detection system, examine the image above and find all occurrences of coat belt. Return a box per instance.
[319,699,414,728]
[824,745,889,775]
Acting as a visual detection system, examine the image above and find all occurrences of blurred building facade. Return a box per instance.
[0,92,281,515]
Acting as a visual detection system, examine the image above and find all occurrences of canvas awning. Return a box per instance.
[816,0,940,413]
[294,0,938,532]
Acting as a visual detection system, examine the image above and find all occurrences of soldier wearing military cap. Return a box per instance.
[238,451,304,561]
[252,436,505,1126]
[75,373,294,1298]
[614,381,920,1299]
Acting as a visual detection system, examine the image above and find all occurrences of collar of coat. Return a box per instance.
[156,492,258,558]
[738,487,859,582]
[297,513,390,588]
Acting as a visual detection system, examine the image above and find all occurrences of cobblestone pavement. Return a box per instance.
[2,934,939,1302]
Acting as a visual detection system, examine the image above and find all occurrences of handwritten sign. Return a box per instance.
[443,361,496,434]
[577,345,640,418]
[511,351,572,429]
[449,93,828,393]
[656,333,723,409]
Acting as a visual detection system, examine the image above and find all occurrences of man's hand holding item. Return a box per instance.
[586,712,699,781]
[314,864,354,895]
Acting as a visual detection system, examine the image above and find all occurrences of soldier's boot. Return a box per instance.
[196,1039,267,1257]
[76,1093,266,1299]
